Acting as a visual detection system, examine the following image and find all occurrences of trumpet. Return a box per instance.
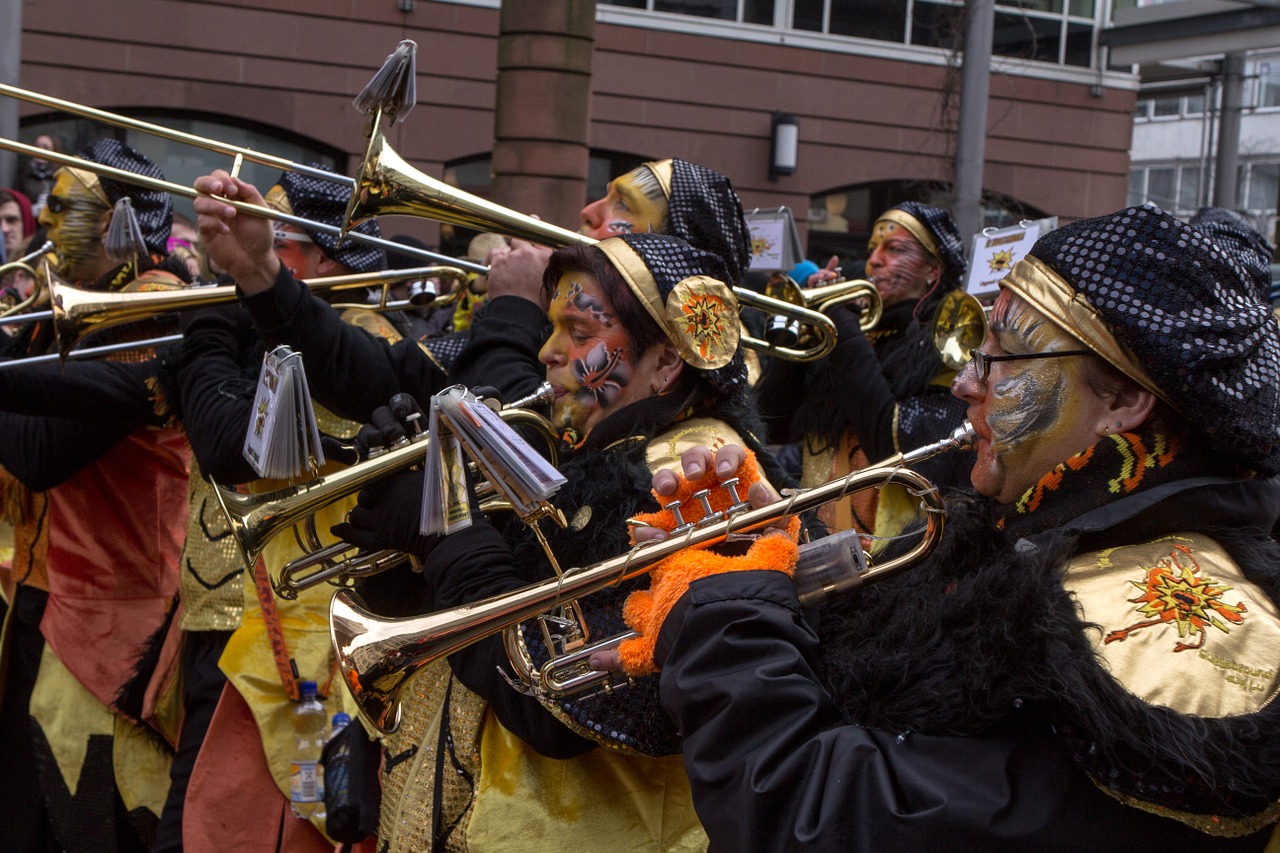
[343,127,863,362]
[38,264,470,359]
[746,272,884,361]
[331,421,977,733]
[931,289,990,372]
[0,241,54,319]
[214,384,558,600]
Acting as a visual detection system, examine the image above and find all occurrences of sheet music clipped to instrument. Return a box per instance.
[242,345,325,480]
[421,385,566,535]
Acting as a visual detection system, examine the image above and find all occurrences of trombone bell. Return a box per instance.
[344,130,589,249]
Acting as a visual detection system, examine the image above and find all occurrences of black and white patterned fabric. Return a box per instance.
[1190,207,1273,302]
[1030,203,1280,475]
[666,159,752,287]
[891,200,967,287]
[278,167,384,274]
[617,232,748,402]
[80,139,171,254]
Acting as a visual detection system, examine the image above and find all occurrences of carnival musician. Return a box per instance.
[757,201,972,537]
[626,204,1280,851]
[0,139,192,851]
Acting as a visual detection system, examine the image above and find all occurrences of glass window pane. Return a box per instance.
[997,0,1062,14]
[655,0,736,18]
[1069,0,1094,16]
[1184,93,1205,116]
[1248,163,1280,210]
[1128,170,1145,207]
[834,0,908,40]
[601,0,647,7]
[793,0,824,30]
[911,0,965,51]
[744,0,774,24]
[1147,167,1175,207]
[1152,96,1180,117]
[1178,165,1202,211]
[1259,61,1280,108]
[1134,98,1151,119]
[990,10,1061,63]
[1063,22,1091,67]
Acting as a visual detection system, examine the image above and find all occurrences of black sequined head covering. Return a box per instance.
[275,167,384,274]
[596,232,748,402]
[650,159,753,287]
[1021,203,1280,475]
[79,139,171,254]
[1190,207,1273,302]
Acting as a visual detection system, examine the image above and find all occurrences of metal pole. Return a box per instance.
[1212,52,1245,208]
[954,0,994,246]
[0,0,22,188]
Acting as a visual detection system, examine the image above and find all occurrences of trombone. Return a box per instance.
[0,135,486,277]
[343,128,870,362]
[38,264,470,359]
[214,384,559,600]
[331,422,977,733]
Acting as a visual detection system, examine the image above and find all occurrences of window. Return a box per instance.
[603,0,776,23]
[605,0,1103,67]
[1246,162,1280,212]
[1258,60,1280,109]
[1178,165,1202,212]
[19,113,341,223]
[1146,167,1176,208]
[1151,96,1181,118]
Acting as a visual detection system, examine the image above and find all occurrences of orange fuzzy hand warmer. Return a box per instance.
[617,449,801,676]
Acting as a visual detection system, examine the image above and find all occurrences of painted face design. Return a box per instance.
[579,168,669,240]
[953,290,1111,503]
[865,221,938,308]
[540,273,640,439]
[38,170,109,281]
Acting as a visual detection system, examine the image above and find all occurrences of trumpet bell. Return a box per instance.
[931,290,989,372]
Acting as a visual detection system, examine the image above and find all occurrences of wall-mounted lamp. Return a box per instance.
[769,112,799,181]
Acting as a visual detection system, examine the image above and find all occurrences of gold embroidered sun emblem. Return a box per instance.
[1104,544,1247,652]
[988,249,1015,273]
[680,293,728,360]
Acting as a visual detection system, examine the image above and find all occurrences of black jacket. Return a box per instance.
[656,475,1280,852]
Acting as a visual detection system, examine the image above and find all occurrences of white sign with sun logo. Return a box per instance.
[965,217,1057,299]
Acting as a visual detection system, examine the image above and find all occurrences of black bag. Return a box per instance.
[322,718,382,843]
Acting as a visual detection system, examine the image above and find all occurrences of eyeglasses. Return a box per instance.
[968,348,1093,382]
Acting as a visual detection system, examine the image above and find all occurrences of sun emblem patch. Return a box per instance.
[680,293,729,359]
[665,275,738,370]
[987,248,1015,273]
[1103,544,1247,652]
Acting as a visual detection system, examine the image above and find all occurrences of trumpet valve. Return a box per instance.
[720,478,752,515]
[692,489,723,528]
[665,499,693,535]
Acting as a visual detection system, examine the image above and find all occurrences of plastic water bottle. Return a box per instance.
[289,680,327,819]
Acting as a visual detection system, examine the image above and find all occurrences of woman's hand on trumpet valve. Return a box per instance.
[590,444,801,677]
[192,170,280,294]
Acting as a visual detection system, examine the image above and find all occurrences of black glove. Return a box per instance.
[330,467,438,559]
[321,393,428,465]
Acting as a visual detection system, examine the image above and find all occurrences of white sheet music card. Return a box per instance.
[420,397,473,536]
[242,345,323,480]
